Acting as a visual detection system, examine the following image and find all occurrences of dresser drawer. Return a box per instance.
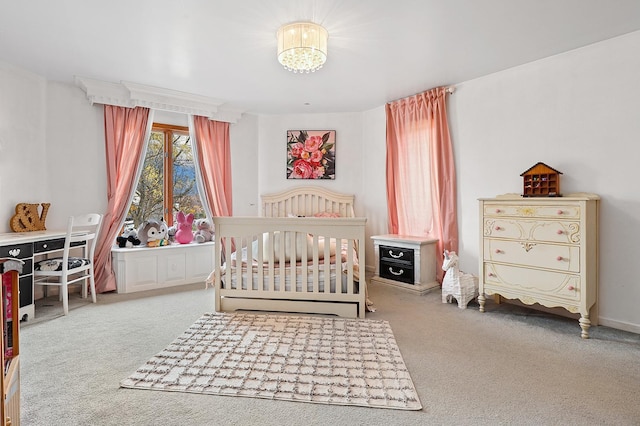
[483,218,581,245]
[0,243,33,259]
[484,204,581,220]
[379,245,414,266]
[483,262,581,304]
[484,239,580,273]
[379,261,414,284]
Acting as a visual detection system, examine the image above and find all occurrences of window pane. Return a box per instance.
[172,133,204,221]
[126,131,165,230]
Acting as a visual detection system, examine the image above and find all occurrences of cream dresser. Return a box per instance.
[478,194,599,338]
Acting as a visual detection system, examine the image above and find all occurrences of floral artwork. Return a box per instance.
[287,130,336,179]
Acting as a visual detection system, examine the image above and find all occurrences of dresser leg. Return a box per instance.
[478,294,486,312]
[579,314,591,339]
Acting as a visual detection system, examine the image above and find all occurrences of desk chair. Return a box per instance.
[34,214,103,315]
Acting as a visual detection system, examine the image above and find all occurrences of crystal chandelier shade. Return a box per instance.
[277,22,328,73]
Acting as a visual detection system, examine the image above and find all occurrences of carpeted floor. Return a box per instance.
[121,312,421,410]
[19,280,640,425]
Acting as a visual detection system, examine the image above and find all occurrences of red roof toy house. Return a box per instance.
[521,162,562,197]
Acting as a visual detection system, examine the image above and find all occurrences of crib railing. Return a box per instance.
[212,216,366,318]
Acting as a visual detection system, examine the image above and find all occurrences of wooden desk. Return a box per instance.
[0,230,68,321]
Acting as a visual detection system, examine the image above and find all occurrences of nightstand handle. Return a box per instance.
[388,250,404,259]
[388,267,404,276]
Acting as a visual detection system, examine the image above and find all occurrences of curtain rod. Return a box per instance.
[388,86,455,104]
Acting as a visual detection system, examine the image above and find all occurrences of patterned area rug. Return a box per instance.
[121,313,422,410]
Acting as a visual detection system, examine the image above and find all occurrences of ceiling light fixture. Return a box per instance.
[277,22,328,74]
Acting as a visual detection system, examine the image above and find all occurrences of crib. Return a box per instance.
[210,187,367,318]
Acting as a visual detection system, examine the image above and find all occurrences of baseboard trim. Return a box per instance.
[598,317,640,335]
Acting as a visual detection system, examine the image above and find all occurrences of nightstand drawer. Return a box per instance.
[379,245,414,266]
[380,262,414,284]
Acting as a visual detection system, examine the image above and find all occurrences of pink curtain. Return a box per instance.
[386,87,458,281]
[95,106,151,292]
[191,115,233,217]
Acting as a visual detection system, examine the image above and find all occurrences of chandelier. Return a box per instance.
[277,22,328,73]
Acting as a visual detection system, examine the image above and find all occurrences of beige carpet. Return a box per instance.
[120,312,422,410]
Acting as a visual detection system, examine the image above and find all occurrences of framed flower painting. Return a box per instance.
[286,130,336,179]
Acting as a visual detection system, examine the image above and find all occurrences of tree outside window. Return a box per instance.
[125,123,204,231]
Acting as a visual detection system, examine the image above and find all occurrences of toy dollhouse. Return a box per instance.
[521,162,562,197]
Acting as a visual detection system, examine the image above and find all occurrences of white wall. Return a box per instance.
[229,113,260,216]
[449,31,640,332]
[0,61,48,233]
[45,82,106,229]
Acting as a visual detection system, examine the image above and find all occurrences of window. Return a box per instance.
[125,123,204,231]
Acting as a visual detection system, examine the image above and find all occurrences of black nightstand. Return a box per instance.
[371,234,439,295]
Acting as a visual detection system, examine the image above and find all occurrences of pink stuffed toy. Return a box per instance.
[175,211,194,244]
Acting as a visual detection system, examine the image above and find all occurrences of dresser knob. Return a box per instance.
[568,285,575,291]
[494,226,502,231]
[43,243,48,248]
[557,230,563,235]
[557,210,563,215]
[495,249,503,254]
[488,272,496,277]
[557,256,564,261]
[495,209,501,214]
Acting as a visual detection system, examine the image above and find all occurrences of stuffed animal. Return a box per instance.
[116,229,141,248]
[175,211,194,244]
[194,218,213,243]
[137,219,169,247]
[167,225,176,243]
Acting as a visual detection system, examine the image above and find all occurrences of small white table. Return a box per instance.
[371,234,439,295]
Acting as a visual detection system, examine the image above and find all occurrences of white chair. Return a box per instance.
[34,213,103,315]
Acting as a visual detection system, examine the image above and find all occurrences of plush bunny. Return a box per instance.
[194,218,213,243]
[175,211,194,244]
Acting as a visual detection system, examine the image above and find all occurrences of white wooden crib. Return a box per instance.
[210,187,367,318]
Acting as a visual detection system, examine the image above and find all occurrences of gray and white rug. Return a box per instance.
[120,312,422,410]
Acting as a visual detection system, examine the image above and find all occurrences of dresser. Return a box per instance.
[371,234,439,294]
[478,194,599,338]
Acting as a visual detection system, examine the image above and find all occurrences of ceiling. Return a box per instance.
[2,1,640,115]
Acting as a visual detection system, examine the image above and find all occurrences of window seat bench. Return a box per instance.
[111,242,214,293]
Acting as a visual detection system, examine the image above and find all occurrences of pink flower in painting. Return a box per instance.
[309,150,324,164]
[304,135,323,152]
[312,166,325,179]
[290,142,304,158]
[291,159,314,179]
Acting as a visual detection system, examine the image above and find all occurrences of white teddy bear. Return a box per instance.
[193,218,213,243]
